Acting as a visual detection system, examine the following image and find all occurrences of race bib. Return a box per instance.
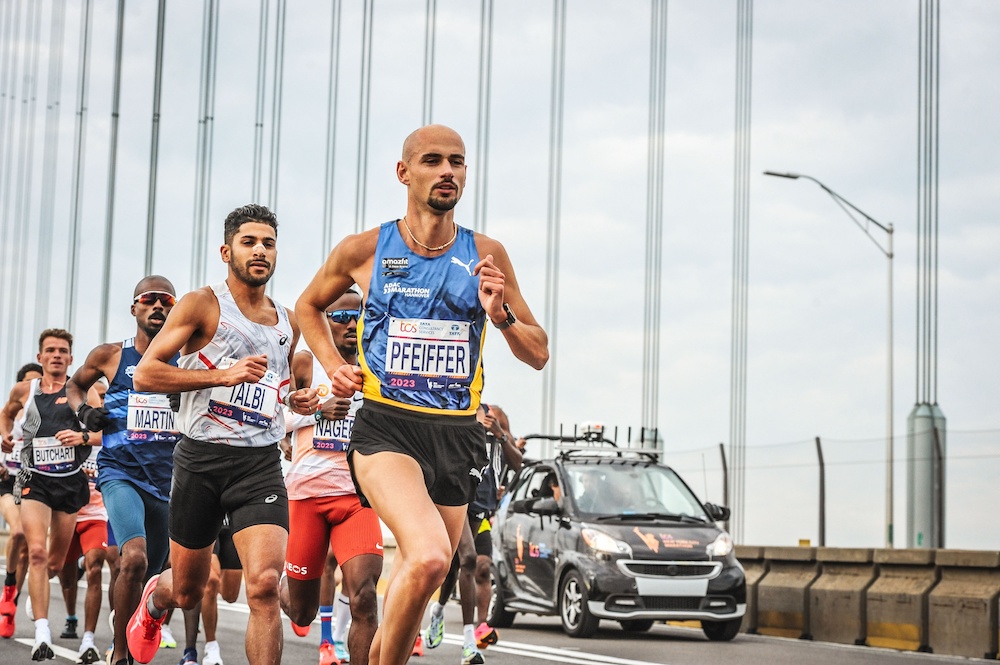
[385,317,471,392]
[208,358,280,429]
[82,445,100,475]
[127,393,182,443]
[312,414,354,453]
[32,436,75,473]
[4,440,23,471]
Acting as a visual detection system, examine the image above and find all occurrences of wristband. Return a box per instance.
[313,411,324,423]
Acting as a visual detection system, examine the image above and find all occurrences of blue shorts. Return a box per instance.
[101,479,170,576]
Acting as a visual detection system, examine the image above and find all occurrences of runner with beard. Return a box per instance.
[296,125,548,665]
[125,204,318,665]
[66,275,179,665]
[0,330,104,661]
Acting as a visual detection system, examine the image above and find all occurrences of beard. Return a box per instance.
[140,316,167,338]
[232,258,274,287]
[427,193,459,212]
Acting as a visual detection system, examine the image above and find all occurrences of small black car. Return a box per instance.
[489,445,745,640]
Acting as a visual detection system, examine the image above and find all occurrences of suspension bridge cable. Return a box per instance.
[472,0,493,234]
[98,0,126,341]
[421,0,435,125]
[33,0,67,338]
[0,0,17,186]
[0,0,24,324]
[144,0,167,274]
[64,0,93,330]
[540,0,566,442]
[320,0,342,259]
[7,0,43,370]
[266,0,285,210]
[353,0,373,233]
[252,0,269,201]
[191,0,220,288]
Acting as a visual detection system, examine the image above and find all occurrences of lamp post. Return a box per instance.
[764,170,895,548]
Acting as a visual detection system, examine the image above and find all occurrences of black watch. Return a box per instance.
[81,431,90,444]
[493,303,516,330]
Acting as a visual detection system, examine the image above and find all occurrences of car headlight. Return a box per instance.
[706,532,733,557]
[581,528,632,556]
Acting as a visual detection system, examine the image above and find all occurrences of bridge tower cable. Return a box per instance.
[353,0,373,233]
[539,0,566,450]
[421,0,435,125]
[143,0,167,275]
[251,0,269,201]
[320,0,342,259]
[191,0,220,288]
[0,0,24,352]
[472,0,493,234]
[98,0,127,341]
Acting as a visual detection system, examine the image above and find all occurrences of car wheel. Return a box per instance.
[487,569,516,628]
[559,570,599,638]
[702,618,741,642]
[619,619,654,633]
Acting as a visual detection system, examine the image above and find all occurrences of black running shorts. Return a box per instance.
[348,401,488,507]
[16,469,89,513]
[169,437,288,550]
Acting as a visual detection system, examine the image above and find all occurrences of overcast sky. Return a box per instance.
[1,0,997,548]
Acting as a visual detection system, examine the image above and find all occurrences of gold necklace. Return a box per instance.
[401,217,457,252]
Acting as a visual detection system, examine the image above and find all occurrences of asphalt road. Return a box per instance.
[0,577,988,665]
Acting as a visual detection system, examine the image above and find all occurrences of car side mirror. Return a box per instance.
[532,497,560,516]
[704,503,730,522]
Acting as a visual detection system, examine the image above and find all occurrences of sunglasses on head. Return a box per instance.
[327,309,360,324]
[133,291,176,307]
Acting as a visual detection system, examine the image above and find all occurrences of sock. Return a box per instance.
[319,605,334,644]
[4,572,15,586]
[147,595,165,619]
[205,640,219,653]
[332,592,350,642]
[81,631,95,650]
[35,618,51,644]
[430,601,444,618]
[463,624,475,646]
[183,647,198,662]
[66,614,78,622]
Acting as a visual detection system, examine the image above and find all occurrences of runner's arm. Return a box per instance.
[0,382,27,452]
[283,309,318,416]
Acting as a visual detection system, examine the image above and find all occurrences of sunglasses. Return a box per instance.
[327,309,360,324]
[133,291,176,307]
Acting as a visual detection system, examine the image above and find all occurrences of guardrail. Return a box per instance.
[736,544,1000,659]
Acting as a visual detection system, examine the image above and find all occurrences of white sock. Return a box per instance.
[430,601,444,618]
[205,640,220,654]
[463,624,475,646]
[332,592,351,642]
[81,631,95,650]
[34,618,51,645]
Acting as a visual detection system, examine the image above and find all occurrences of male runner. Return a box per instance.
[0,329,104,660]
[125,203,318,665]
[0,363,43,639]
[66,275,179,665]
[296,124,548,665]
[282,290,383,665]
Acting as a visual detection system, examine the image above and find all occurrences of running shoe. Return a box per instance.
[31,640,54,661]
[0,612,14,638]
[474,622,498,650]
[411,635,424,657]
[318,640,339,665]
[291,618,311,637]
[125,574,165,664]
[25,594,34,621]
[108,609,116,634]
[78,646,102,664]
[332,639,349,663]
[425,612,444,649]
[0,583,16,615]
[62,616,80,639]
[203,641,223,665]
[178,647,199,665]
[159,623,176,648]
[460,643,484,665]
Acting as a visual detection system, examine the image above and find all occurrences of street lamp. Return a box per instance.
[764,170,895,548]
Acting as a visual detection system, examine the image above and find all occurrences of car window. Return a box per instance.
[566,462,708,519]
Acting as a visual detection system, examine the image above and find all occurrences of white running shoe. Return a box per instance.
[25,594,34,621]
[159,623,176,648]
[203,640,224,665]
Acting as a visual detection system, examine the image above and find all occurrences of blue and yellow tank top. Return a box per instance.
[360,220,487,415]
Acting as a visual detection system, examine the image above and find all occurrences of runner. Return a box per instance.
[124,203,318,665]
[0,329,104,661]
[0,363,43,639]
[66,275,180,665]
[296,124,548,665]
[282,290,383,665]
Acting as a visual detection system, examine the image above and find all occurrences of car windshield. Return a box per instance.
[565,462,708,520]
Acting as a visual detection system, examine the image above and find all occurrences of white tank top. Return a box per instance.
[176,282,293,447]
[285,354,361,500]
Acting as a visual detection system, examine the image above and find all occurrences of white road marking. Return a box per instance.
[15,638,82,662]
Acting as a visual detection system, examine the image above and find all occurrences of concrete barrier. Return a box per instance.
[735,545,767,634]
[866,548,938,652]
[809,547,875,645]
[756,546,819,639]
[927,549,1000,659]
